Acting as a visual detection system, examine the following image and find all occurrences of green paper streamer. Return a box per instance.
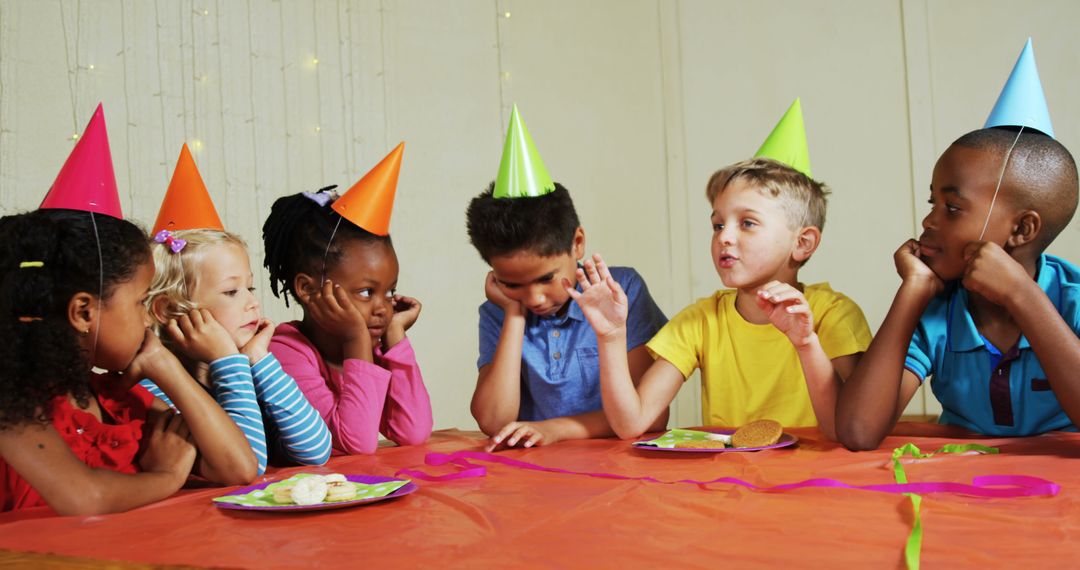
[891,443,998,570]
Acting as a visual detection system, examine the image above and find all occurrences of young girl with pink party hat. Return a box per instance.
[0,107,254,515]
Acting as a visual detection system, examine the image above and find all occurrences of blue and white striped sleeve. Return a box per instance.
[251,353,332,466]
[138,379,175,408]
[209,354,269,475]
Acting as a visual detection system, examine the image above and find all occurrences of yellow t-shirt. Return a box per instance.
[646,283,872,428]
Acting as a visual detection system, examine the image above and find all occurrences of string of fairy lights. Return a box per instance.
[55,3,332,151]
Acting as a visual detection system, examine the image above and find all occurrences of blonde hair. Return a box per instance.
[706,158,830,232]
[148,228,247,328]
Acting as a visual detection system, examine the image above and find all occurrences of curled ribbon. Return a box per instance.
[153,230,187,253]
[395,449,1059,499]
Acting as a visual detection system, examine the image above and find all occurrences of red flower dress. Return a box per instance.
[0,375,154,512]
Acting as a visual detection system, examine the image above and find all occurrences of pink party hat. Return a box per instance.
[39,103,123,219]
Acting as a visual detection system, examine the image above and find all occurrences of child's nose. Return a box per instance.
[718,226,736,245]
[921,209,936,230]
[372,296,390,316]
[527,288,545,307]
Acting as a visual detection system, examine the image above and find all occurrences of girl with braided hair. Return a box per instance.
[262,187,432,454]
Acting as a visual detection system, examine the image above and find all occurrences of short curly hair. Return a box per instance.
[0,209,150,429]
[148,228,248,327]
[465,182,580,263]
[262,186,393,307]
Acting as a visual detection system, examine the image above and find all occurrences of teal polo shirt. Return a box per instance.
[905,254,1080,436]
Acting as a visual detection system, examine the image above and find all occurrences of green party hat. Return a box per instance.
[493,105,555,198]
[754,98,812,178]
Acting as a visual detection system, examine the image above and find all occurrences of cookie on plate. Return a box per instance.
[731,419,783,448]
[326,481,357,502]
[271,484,295,504]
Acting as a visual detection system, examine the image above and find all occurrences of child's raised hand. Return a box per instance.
[306,279,370,341]
[384,295,422,350]
[566,254,627,341]
[164,309,238,363]
[240,318,275,364]
[962,241,1034,308]
[138,410,197,485]
[484,271,523,314]
[485,421,556,452]
[756,281,815,348]
[390,294,422,331]
[122,329,183,389]
[896,239,944,296]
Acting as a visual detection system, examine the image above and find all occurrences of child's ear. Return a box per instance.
[67,292,97,336]
[1006,210,1041,249]
[571,226,586,261]
[792,226,822,263]
[149,296,174,325]
[293,273,317,304]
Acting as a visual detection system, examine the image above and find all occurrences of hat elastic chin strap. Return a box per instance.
[320,216,344,287]
[978,126,1025,242]
[90,211,104,366]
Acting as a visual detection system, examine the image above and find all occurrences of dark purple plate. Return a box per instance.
[213,474,417,512]
[633,429,798,453]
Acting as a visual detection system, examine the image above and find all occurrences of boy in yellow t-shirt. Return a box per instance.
[570,158,871,441]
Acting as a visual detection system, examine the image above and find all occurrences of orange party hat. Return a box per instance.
[152,144,224,233]
[331,142,404,236]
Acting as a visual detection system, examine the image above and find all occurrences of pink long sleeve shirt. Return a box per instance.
[268,321,433,455]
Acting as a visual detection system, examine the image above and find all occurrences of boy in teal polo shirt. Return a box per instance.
[837,39,1080,449]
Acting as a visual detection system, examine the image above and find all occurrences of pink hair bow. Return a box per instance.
[154,229,187,253]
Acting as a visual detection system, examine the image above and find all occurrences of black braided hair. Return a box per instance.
[0,209,151,429]
[262,186,393,307]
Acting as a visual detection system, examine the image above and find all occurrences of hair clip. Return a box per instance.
[17,316,43,323]
[302,185,339,207]
[18,261,44,269]
[154,230,187,254]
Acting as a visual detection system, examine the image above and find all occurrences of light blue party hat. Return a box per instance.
[984,38,1054,138]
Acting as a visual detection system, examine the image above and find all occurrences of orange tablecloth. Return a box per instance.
[0,423,1077,568]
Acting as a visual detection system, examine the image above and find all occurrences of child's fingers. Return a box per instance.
[199,309,220,327]
[491,422,518,445]
[765,289,803,305]
[522,430,543,448]
[176,314,195,338]
[583,259,602,285]
[785,303,811,314]
[163,319,184,344]
[506,426,528,447]
[326,284,349,314]
[603,275,627,303]
[171,414,191,440]
[191,308,207,329]
[593,254,613,282]
[574,267,590,290]
[151,409,170,434]
[563,278,581,300]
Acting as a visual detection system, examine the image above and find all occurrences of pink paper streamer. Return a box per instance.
[395,450,1059,499]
